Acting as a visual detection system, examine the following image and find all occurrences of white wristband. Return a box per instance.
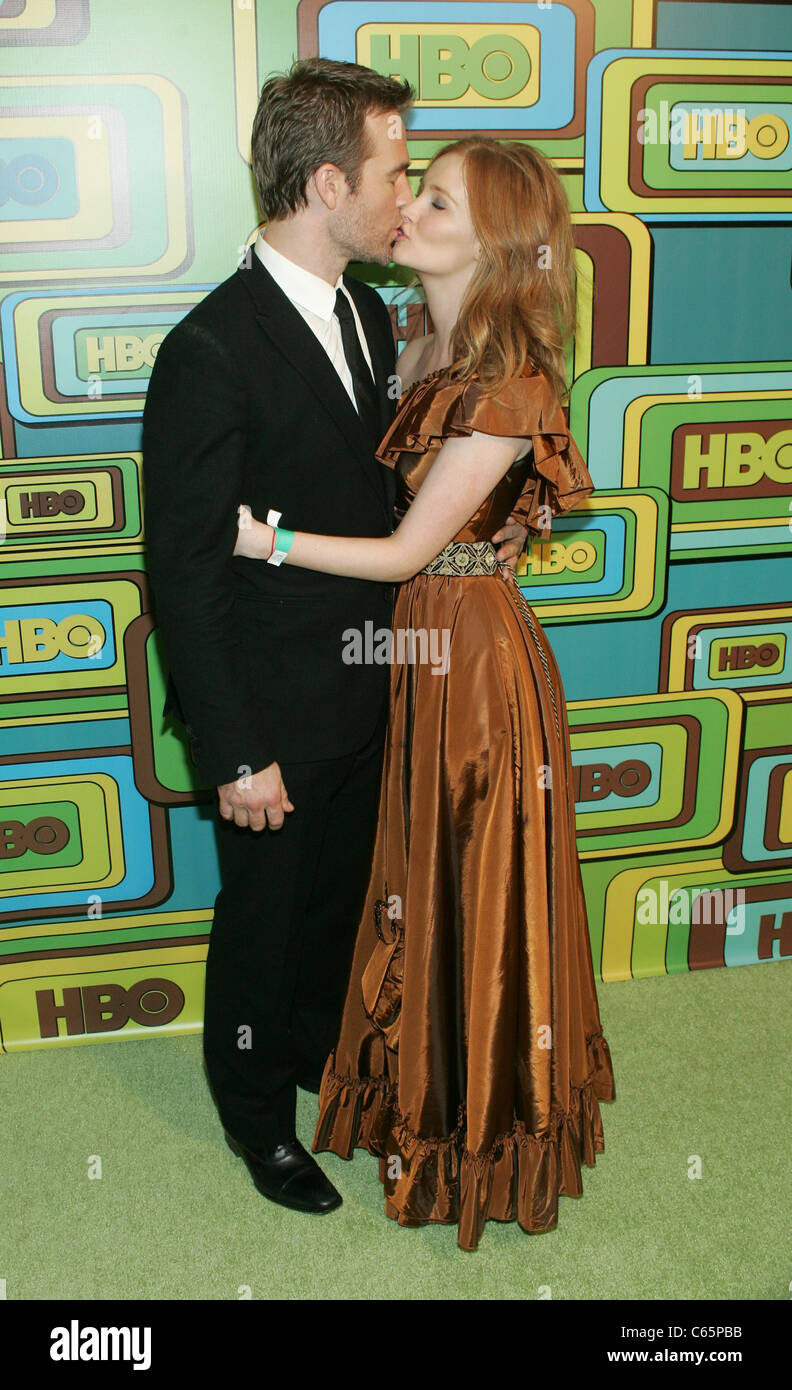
[266,508,288,566]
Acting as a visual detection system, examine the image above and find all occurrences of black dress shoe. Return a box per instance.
[225,1131,342,1214]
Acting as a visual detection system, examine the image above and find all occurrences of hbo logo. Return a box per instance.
[36,979,186,1038]
[0,815,69,858]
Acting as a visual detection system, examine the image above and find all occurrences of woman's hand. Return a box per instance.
[233,504,273,559]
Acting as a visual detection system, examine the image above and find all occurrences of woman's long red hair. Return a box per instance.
[432,137,579,408]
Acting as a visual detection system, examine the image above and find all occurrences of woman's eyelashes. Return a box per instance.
[414,179,445,209]
[417,180,443,202]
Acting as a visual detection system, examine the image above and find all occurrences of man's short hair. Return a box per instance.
[251,57,413,220]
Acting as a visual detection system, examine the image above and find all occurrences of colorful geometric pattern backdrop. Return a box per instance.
[1,0,790,1052]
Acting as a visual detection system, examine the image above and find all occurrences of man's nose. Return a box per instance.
[395,172,415,209]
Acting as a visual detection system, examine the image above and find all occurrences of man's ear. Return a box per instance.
[311,162,345,211]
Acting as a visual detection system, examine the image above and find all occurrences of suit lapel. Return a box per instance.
[238,254,392,522]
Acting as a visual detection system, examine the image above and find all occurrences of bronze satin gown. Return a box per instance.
[312,362,616,1251]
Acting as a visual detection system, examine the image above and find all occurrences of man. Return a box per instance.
[142,58,526,1217]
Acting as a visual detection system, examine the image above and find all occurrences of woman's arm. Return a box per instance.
[234,429,525,583]
[398,337,527,565]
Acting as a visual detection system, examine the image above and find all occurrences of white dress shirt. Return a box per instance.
[254,232,375,413]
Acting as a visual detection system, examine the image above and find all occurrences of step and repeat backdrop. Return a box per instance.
[0,0,790,1051]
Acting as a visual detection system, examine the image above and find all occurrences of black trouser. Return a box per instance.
[202,704,387,1153]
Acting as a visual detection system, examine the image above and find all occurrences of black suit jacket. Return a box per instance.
[141,252,398,787]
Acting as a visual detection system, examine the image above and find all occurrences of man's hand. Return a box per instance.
[491,513,529,569]
[217,762,295,831]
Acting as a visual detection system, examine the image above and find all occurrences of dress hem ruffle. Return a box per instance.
[312,1031,616,1251]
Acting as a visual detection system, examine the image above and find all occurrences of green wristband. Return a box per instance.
[268,525,294,566]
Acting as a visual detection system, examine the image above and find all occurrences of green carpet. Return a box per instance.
[1,961,787,1300]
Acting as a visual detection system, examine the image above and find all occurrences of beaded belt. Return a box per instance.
[420,539,498,576]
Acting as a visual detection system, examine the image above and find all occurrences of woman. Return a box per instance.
[233,136,616,1250]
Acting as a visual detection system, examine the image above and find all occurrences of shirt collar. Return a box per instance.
[254,232,343,321]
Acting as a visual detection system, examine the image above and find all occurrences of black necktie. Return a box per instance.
[334,287,380,449]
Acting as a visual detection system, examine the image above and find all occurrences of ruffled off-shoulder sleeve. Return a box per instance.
[376,367,594,540]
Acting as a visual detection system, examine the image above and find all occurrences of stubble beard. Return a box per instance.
[334,203,394,268]
[338,231,393,267]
